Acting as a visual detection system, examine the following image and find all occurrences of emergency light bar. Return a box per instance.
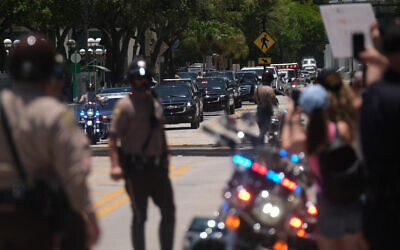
[232,155,301,193]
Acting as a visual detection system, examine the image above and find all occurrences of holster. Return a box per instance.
[118,147,168,176]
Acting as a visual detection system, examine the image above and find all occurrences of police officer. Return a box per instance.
[253,69,279,143]
[79,82,103,104]
[108,58,175,250]
[0,33,99,249]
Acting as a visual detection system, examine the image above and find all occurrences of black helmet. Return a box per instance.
[127,58,152,82]
[9,33,60,83]
[262,69,274,84]
[87,82,95,91]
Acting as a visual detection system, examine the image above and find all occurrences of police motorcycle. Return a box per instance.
[78,101,107,144]
[185,113,317,250]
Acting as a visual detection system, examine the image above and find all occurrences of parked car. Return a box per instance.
[154,83,202,129]
[196,77,235,114]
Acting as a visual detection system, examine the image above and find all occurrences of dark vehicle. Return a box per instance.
[99,87,132,97]
[154,84,201,129]
[96,95,126,138]
[204,71,242,108]
[185,114,317,250]
[177,72,198,82]
[196,77,235,114]
[162,78,204,121]
[236,71,259,102]
[78,101,107,144]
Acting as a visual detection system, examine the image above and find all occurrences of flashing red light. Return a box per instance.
[275,66,278,69]
[281,178,297,191]
[251,162,268,175]
[96,117,100,121]
[286,65,289,69]
[237,189,251,202]
[81,118,84,121]
[201,81,208,84]
[307,205,318,216]
[130,92,134,95]
[289,217,303,229]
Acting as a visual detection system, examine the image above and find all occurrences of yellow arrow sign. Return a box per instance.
[254,32,275,54]
[258,57,271,65]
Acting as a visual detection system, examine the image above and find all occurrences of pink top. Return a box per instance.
[308,122,336,191]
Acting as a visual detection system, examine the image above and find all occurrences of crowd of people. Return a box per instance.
[279,18,400,250]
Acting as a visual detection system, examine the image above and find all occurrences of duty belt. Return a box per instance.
[126,155,163,167]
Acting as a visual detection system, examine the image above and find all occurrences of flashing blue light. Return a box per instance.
[232,155,252,168]
[284,109,288,114]
[279,149,288,157]
[294,186,301,194]
[266,170,283,183]
[95,111,100,117]
[80,111,85,117]
[290,154,299,163]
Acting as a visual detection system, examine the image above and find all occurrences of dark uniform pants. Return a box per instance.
[0,206,53,250]
[125,164,175,250]
[256,105,272,144]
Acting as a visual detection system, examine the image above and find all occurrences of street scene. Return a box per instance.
[1,1,400,250]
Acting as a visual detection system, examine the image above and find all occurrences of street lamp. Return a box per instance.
[79,49,86,56]
[13,40,20,46]
[67,39,78,101]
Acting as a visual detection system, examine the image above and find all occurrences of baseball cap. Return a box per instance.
[299,85,329,113]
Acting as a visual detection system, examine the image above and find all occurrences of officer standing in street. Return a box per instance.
[108,58,175,250]
[0,34,99,249]
[253,69,279,143]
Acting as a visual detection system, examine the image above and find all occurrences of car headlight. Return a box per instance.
[220,95,226,98]
[187,102,192,107]
[252,191,285,226]
[87,109,94,117]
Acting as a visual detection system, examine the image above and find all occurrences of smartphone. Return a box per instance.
[291,89,301,108]
[353,33,365,60]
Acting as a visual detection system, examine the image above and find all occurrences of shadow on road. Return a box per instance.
[165,126,193,131]
[91,144,252,157]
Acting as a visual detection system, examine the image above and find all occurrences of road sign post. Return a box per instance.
[70,52,82,100]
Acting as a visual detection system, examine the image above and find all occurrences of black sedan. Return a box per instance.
[154,84,201,129]
[196,77,235,114]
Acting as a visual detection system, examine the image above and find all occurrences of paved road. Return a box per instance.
[90,96,289,250]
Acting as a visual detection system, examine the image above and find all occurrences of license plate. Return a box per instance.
[86,120,93,126]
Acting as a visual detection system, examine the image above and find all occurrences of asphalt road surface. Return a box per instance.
[90,96,290,250]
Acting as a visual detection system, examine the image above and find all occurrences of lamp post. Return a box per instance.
[3,39,13,73]
[66,39,78,100]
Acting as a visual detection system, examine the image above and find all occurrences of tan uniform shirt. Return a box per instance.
[110,94,164,156]
[0,89,93,213]
[253,85,277,107]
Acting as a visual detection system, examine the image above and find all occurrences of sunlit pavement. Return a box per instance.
[90,96,289,250]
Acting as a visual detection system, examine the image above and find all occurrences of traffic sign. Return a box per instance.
[258,57,271,65]
[70,52,82,64]
[254,32,275,54]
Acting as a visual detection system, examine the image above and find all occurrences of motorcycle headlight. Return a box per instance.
[187,102,192,107]
[252,192,285,226]
[87,109,94,117]
[220,95,226,98]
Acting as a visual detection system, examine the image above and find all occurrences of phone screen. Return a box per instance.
[353,33,365,59]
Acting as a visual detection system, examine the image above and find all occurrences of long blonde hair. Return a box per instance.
[320,73,357,141]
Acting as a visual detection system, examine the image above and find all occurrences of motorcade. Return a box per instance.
[195,77,235,114]
[78,101,107,144]
[184,114,317,250]
[161,78,204,121]
[235,71,259,102]
[301,58,316,69]
[154,83,202,129]
[204,71,242,108]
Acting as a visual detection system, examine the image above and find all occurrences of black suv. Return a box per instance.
[162,78,204,121]
[235,71,259,102]
[196,77,235,114]
[204,71,242,108]
[154,83,201,129]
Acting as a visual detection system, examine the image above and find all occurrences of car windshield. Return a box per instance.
[100,87,132,94]
[155,86,191,97]
[196,79,225,89]
[177,72,197,80]
[102,98,122,111]
[204,71,224,78]
[236,73,256,83]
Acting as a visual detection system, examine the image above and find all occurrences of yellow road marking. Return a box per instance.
[94,165,192,218]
